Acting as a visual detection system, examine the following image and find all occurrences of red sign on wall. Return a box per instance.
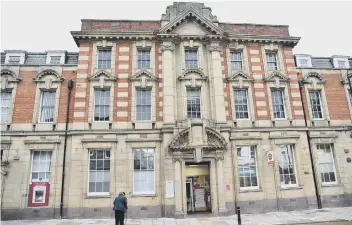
[29,182,49,207]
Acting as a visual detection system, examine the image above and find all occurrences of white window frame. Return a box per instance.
[30,151,52,183]
[97,48,112,69]
[38,90,56,123]
[271,88,287,120]
[233,89,250,120]
[237,146,259,190]
[137,49,151,69]
[133,148,156,195]
[186,88,202,119]
[309,90,324,120]
[8,56,20,64]
[93,89,111,122]
[50,56,61,64]
[87,149,111,196]
[230,51,243,70]
[184,49,199,69]
[135,89,152,122]
[1,91,12,124]
[277,144,298,188]
[266,52,278,71]
[316,144,338,185]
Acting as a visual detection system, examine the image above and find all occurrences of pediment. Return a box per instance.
[173,21,208,35]
[33,69,64,83]
[169,127,227,151]
[88,69,117,81]
[264,71,289,82]
[130,69,158,81]
[302,72,326,84]
[159,8,223,35]
[227,70,253,82]
[179,68,206,80]
[1,69,21,90]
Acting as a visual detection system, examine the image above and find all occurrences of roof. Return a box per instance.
[0,52,78,65]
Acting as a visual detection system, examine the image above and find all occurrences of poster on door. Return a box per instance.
[29,182,49,207]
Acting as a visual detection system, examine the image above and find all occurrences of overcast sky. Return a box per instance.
[1,0,351,57]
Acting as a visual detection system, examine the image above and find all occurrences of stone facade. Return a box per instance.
[1,2,352,221]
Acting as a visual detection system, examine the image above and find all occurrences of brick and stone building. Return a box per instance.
[1,2,352,220]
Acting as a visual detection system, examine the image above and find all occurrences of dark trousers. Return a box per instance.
[115,210,125,225]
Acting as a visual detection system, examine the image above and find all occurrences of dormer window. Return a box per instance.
[299,59,309,67]
[337,60,347,69]
[266,52,278,71]
[137,49,151,69]
[230,52,243,70]
[8,56,20,64]
[50,56,61,64]
[295,55,312,68]
[185,49,198,69]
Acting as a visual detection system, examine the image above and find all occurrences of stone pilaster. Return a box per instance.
[161,42,176,125]
[209,42,227,124]
[216,150,228,216]
[173,153,184,218]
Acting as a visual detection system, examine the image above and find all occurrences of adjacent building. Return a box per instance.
[1,2,352,220]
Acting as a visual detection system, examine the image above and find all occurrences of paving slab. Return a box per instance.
[1,207,352,225]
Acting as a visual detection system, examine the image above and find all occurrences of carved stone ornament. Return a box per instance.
[33,69,64,84]
[208,45,222,52]
[130,69,158,81]
[205,127,227,149]
[160,43,175,52]
[340,73,352,84]
[214,150,224,161]
[169,128,190,150]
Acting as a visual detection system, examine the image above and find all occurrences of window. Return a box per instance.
[185,49,198,69]
[277,145,298,187]
[136,89,152,121]
[94,89,110,121]
[133,149,155,194]
[231,52,243,70]
[97,49,111,69]
[271,89,286,119]
[266,52,278,71]
[8,56,20,64]
[234,89,249,119]
[137,50,151,69]
[50,56,61,64]
[349,89,352,105]
[187,88,201,119]
[309,91,324,119]
[317,144,337,184]
[299,59,309,67]
[39,91,56,123]
[237,146,258,189]
[88,150,110,194]
[31,151,52,182]
[337,60,347,68]
[1,92,12,123]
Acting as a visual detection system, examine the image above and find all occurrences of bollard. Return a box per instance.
[237,206,241,225]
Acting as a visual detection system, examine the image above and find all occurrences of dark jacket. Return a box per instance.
[113,195,128,212]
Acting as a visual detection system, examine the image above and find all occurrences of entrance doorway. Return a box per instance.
[185,162,211,214]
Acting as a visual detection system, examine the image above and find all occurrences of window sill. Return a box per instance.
[322,183,340,187]
[239,188,262,193]
[85,194,111,199]
[280,186,302,190]
[131,193,157,197]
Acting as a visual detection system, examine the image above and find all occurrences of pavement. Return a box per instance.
[1,207,352,225]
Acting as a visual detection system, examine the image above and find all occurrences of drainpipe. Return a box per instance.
[298,77,322,209]
[60,79,74,219]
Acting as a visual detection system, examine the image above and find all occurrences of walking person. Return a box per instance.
[113,192,128,225]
